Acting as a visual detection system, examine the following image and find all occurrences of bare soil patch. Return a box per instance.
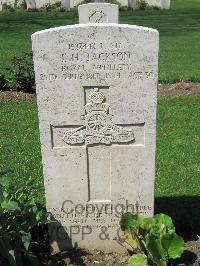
[0,90,36,101]
[158,82,200,98]
[0,82,200,102]
[42,240,200,266]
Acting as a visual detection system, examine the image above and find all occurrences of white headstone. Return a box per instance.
[118,0,128,6]
[32,3,159,252]
[78,3,119,24]
[68,0,80,9]
[61,0,70,11]
[34,0,59,9]
[69,0,128,9]
[26,0,36,9]
[35,0,49,8]
[128,0,136,9]
[145,0,170,9]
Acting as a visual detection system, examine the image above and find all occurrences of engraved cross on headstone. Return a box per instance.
[61,87,137,202]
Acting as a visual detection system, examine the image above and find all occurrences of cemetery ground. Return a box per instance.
[0,87,200,265]
[0,0,200,265]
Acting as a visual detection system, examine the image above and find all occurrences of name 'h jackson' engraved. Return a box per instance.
[62,88,135,146]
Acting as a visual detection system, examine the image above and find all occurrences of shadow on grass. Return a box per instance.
[0,9,199,36]
[30,220,91,265]
[155,196,200,240]
[120,9,200,35]
[0,11,79,35]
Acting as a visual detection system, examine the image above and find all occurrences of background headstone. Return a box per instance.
[33,0,60,9]
[69,0,81,9]
[35,0,49,9]
[69,0,129,9]
[145,0,170,9]
[26,0,36,9]
[128,0,136,9]
[118,0,128,6]
[78,3,119,24]
[61,0,70,11]
[32,3,159,252]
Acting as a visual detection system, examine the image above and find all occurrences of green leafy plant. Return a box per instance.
[0,73,9,91]
[119,213,184,266]
[39,1,61,12]
[2,2,15,12]
[9,51,35,93]
[2,0,27,12]
[136,0,148,10]
[0,174,49,265]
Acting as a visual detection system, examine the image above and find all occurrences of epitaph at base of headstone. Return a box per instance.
[32,3,159,252]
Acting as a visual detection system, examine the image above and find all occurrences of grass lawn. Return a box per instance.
[0,0,200,82]
[0,96,199,204]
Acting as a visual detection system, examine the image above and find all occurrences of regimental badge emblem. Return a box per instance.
[62,88,135,146]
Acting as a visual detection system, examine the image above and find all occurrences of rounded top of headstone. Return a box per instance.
[78,3,119,24]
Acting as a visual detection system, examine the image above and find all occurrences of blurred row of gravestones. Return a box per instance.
[0,0,170,12]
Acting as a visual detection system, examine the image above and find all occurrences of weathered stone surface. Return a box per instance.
[78,3,119,24]
[145,0,170,9]
[32,4,159,252]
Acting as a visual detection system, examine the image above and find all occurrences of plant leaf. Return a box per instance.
[154,213,175,233]
[146,234,167,265]
[0,175,10,187]
[141,217,155,234]
[1,200,20,211]
[161,233,173,251]
[168,233,184,259]
[120,213,143,231]
[125,230,139,249]
[21,231,31,251]
[127,254,148,266]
